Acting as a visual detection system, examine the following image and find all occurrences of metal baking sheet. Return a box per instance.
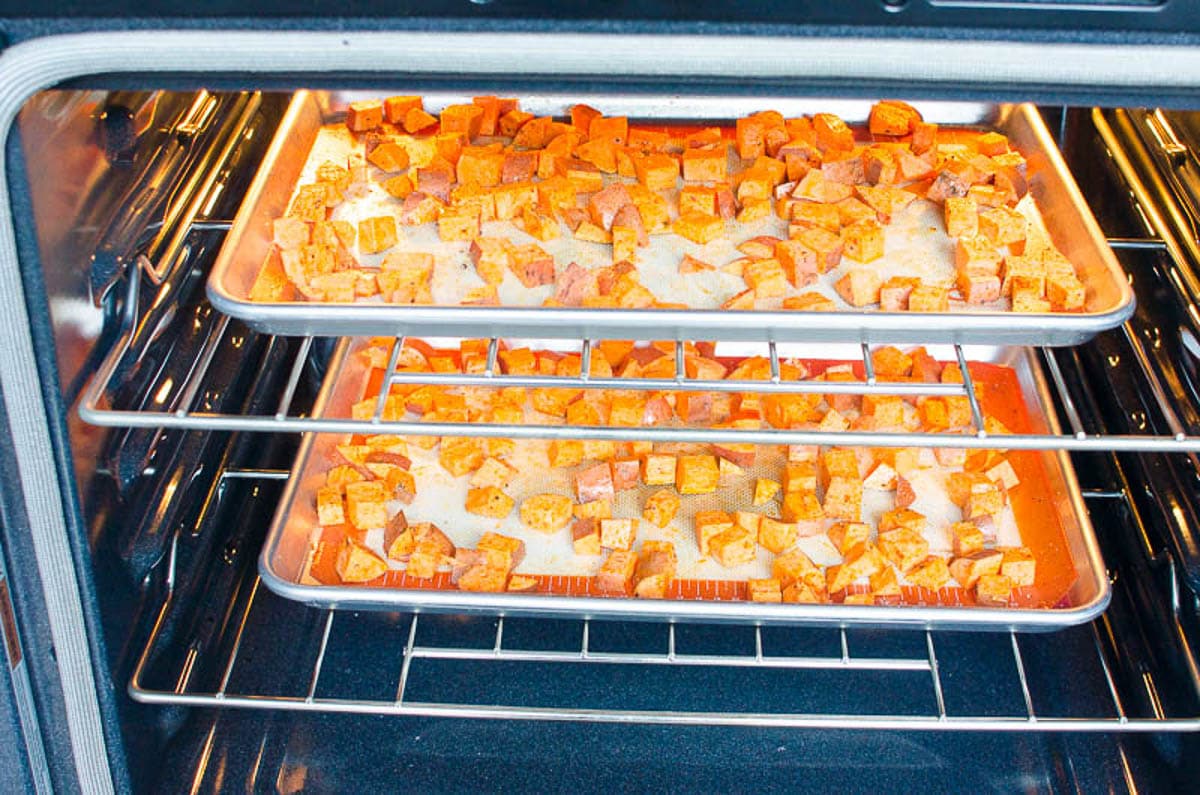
[209,91,1133,346]
[258,339,1110,630]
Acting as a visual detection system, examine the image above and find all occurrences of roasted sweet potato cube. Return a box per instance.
[673,212,725,245]
[406,537,449,580]
[695,510,734,556]
[955,267,1003,305]
[401,107,437,134]
[634,541,677,600]
[468,237,512,286]
[681,146,727,182]
[465,486,514,519]
[821,448,861,483]
[599,518,638,551]
[507,243,556,288]
[518,494,572,534]
[761,389,819,426]
[345,480,388,530]
[504,574,539,593]
[918,397,950,431]
[828,522,872,556]
[735,114,768,160]
[576,462,616,503]
[868,565,901,596]
[822,477,862,521]
[335,538,388,583]
[458,565,509,592]
[1000,254,1044,297]
[950,521,986,557]
[397,192,444,226]
[975,573,1014,606]
[440,103,484,139]
[797,226,844,272]
[879,508,926,534]
[781,491,823,531]
[782,463,818,498]
[868,100,921,136]
[733,510,763,536]
[753,478,782,506]
[345,100,383,132]
[877,527,929,573]
[477,532,525,573]
[636,453,676,486]
[813,112,854,153]
[1046,271,1085,310]
[748,578,783,603]
[770,238,816,287]
[1000,547,1037,587]
[589,115,628,145]
[783,582,826,604]
[827,544,886,594]
[643,489,681,529]
[949,549,1003,590]
[770,549,818,588]
[358,215,398,255]
[438,205,482,241]
[737,198,772,224]
[755,517,797,554]
[633,153,681,194]
[955,235,1002,274]
[743,258,789,298]
[862,460,898,491]
[595,549,638,595]
[907,556,953,591]
[976,131,1009,156]
[609,458,639,492]
[842,219,885,263]
[835,268,882,307]
[383,95,422,124]
[367,142,410,173]
[316,485,345,526]
[438,437,485,477]
[709,527,756,568]
[571,517,602,556]
[574,498,612,522]
[910,120,938,154]
[907,284,949,312]
[944,196,978,238]
[676,454,720,494]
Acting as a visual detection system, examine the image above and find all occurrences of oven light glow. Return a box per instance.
[153,378,174,405]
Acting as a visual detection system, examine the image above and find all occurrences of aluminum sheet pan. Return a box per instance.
[210,92,1132,346]
[259,339,1109,630]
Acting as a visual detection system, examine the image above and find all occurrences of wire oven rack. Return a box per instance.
[77,232,1199,454]
[126,466,1200,731]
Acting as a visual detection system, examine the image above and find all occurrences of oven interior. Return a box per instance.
[12,85,1200,791]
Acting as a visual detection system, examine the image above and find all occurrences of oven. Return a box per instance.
[0,9,1199,793]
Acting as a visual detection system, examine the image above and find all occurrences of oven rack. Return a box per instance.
[126,466,1200,732]
[78,237,1200,454]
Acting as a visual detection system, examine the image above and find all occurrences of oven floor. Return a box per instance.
[155,710,1191,793]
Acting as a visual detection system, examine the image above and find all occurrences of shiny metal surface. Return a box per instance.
[208,91,1133,345]
[258,339,1109,629]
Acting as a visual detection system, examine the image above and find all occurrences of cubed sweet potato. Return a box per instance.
[595,550,638,595]
[599,518,638,551]
[695,510,734,556]
[675,454,720,494]
[520,494,573,534]
[710,527,757,568]
[335,538,388,583]
[643,489,681,528]
[345,480,388,530]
